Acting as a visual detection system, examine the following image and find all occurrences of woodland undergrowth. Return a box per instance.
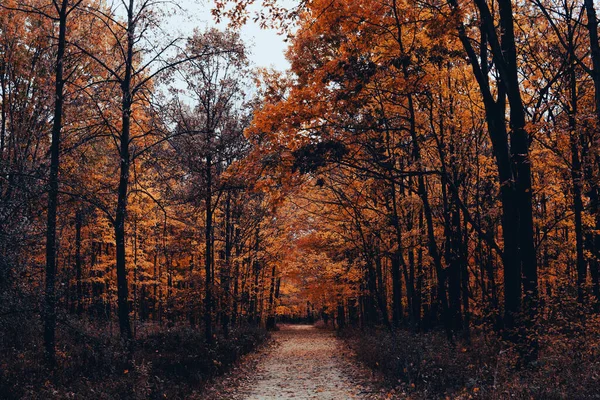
[0,311,268,399]
[341,309,600,399]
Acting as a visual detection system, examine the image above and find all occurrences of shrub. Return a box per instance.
[341,324,600,399]
[0,319,269,399]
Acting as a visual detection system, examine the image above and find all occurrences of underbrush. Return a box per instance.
[313,319,335,330]
[341,318,600,399]
[0,316,269,399]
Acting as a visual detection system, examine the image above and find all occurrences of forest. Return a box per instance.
[1,0,600,398]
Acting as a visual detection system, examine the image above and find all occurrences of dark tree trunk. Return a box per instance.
[232,231,241,327]
[584,0,600,117]
[407,92,451,337]
[447,205,463,332]
[365,258,379,326]
[390,255,403,326]
[374,246,390,328]
[0,58,6,194]
[583,0,600,309]
[497,0,539,360]
[188,255,195,328]
[390,182,407,326]
[567,42,586,304]
[133,218,138,337]
[266,264,277,330]
[249,227,260,324]
[204,151,213,343]
[114,0,136,341]
[337,300,346,330]
[153,250,158,321]
[450,0,537,358]
[75,209,83,315]
[44,0,69,367]
[221,192,232,337]
[415,210,424,329]
[461,226,470,339]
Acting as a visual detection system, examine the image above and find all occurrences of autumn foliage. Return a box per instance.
[2,0,600,397]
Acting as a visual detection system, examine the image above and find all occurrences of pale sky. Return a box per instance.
[165,0,293,72]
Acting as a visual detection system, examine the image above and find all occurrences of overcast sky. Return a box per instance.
[164,0,292,72]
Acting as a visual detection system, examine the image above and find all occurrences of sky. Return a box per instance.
[165,0,293,72]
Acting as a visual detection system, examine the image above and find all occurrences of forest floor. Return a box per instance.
[203,324,390,399]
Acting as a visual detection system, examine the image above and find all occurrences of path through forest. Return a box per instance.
[206,324,375,399]
[243,325,364,399]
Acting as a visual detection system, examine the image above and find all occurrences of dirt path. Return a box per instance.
[242,325,365,399]
[204,324,372,399]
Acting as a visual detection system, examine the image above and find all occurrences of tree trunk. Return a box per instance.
[75,209,83,315]
[374,245,390,328]
[204,151,213,343]
[114,0,136,341]
[266,264,277,330]
[337,300,345,330]
[567,43,586,304]
[221,192,232,337]
[44,0,68,367]
[451,0,534,356]
[232,232,241,327]
[390,182,407,326]
[497,0,539,360]
[583,0,600,309]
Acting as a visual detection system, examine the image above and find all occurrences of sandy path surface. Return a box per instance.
[240,325,366,400]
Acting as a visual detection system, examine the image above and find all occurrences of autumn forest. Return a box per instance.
[1,0,600,398]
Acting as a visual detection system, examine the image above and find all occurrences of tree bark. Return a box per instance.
[221,192,232,337]
[204,150,213,343]
[44,0,69,367]
[75,209,83,315]
[114,0,135,341]
[583,0,600,309]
